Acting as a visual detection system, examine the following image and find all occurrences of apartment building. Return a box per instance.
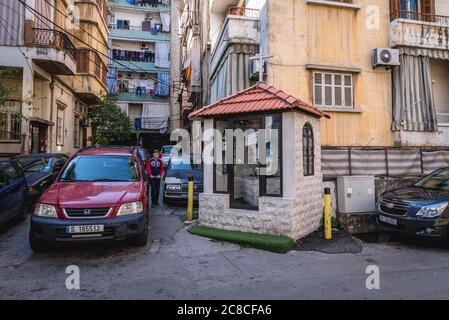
[181,0,449,178]
[107,0,180,149]
[0,0,109,156]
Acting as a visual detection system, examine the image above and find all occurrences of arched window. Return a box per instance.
[303,123,314,176]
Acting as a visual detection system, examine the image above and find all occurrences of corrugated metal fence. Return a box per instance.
[322,147,449,179]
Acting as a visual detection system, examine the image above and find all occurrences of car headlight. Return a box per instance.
[34,203,58,218]
[117,201,143,216]
[416,203,448,218]
[166,184,181,191]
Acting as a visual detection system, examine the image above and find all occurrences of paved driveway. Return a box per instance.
[1,203,449,299]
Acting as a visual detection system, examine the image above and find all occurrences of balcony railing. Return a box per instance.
[32,28,76,60]
[108,23,165,33]
[390,10,449,25]
[227,6,259,19]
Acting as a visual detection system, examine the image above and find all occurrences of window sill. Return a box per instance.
[306,63,362,73]
[305,0,361,10]
[319,107,363,113]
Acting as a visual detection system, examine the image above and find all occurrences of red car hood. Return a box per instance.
[39,181,143,208]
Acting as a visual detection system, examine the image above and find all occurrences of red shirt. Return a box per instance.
[147,157,165,177]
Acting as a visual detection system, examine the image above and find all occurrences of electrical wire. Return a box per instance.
[14,0,189,95]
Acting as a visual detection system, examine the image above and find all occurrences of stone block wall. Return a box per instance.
[199,193,296,237]
[292,113,324,240]
[198,111,325,241]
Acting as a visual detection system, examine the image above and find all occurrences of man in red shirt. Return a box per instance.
[147,150,165,207]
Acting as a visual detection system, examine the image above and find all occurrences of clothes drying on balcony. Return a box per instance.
[155,42,170,68]
[156,72,170,96]
[160,12,171,32]
[107,67,118,94]
[112,49,155,63]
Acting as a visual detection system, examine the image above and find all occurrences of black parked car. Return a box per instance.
[377,168,449,240]
[163,156,203,204]
[0,159,28,224]
[12,153,69,203]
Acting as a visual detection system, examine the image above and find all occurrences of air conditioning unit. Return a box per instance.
[249,59,266,80]
[373,48,400,68]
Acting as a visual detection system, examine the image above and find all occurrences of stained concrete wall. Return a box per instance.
[265,0,393,147]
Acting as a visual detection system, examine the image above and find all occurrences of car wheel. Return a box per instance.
[29,233,48,253]
[132,213,149,247]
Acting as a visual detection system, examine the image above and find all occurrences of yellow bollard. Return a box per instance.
[324,187,332,240]
[187,176,194,221]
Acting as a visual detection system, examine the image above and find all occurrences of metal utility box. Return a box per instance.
[337,176,376,213]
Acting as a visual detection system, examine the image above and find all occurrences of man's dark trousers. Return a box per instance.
[150,177,161,205]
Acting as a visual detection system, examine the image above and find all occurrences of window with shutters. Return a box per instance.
[94,53,102,79]
[56,107,64,146]
[74,115,80,148]
[76,50,90,73]
[313,72,353,109]
[391,0,436,21]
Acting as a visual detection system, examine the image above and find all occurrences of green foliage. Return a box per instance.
[0,67,26,128]
[188,225,294,254]
[88,96,132,145]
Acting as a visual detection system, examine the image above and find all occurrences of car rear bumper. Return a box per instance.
[30,212,147,243]
[376,213,449,239]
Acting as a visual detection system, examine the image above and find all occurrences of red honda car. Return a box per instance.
[29,146,149,252]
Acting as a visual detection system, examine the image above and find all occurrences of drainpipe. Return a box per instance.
[48,76,55,152]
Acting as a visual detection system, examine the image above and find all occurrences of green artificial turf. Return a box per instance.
[188,225,294,254]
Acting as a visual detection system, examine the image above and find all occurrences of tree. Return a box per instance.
[0,67,26,129]
[88,96,131,145]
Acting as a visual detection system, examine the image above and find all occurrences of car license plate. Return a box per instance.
[378,215,398,226]
[66,225,104,234]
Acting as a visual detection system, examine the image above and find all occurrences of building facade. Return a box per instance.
[107,0,180,149]
[182,0,449,178]
[0,0,109,156]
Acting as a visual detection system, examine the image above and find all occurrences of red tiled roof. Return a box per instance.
[189,83,330,119]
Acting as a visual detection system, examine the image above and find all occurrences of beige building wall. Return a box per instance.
[265,0,394,147]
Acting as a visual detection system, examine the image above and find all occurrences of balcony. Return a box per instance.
[108,24,171,42]
[72,73,107,103]
[108,0,170,12]
[112,88,169,103]
[210,6,260,82]
[24,26,77,75]
[111,60,169,73]
[390,10,449,51]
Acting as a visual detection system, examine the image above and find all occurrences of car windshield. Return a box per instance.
[162,146,181,156]
[415,168,449,191]
[15,157,52,173]
[168,158,203,171]
[59,155,140,182]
